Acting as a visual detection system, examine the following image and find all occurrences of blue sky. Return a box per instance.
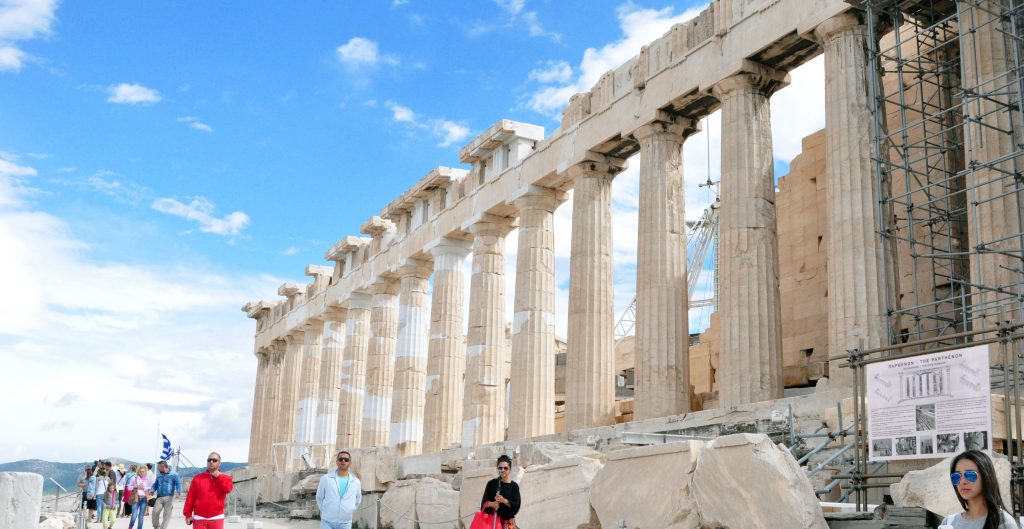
[0,0,825,465]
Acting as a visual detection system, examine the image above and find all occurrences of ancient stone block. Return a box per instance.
[0,472,43,529]
[380,479,419,529]
[352,446,397,492]
[416,477,460,529]
[891,455,1012,517]
[516,456,604,529]
[692,433,828,529]
[591,441,704,529]
[516,441,603,468]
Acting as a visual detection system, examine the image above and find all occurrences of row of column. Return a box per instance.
[248,11,897,464]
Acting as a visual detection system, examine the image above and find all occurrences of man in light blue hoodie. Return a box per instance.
[316,450,362,529]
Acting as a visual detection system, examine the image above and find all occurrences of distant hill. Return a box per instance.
[0,459,246,493]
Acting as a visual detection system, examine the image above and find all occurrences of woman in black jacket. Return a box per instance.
[480,455,521,528]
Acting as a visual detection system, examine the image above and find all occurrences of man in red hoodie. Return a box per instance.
[183,452,234,528]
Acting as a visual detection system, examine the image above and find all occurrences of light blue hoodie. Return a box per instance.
[315,471,362,523]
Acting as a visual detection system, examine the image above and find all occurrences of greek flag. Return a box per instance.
[160,434,173,461]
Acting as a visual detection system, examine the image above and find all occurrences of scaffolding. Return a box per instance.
[853,0,1024,512]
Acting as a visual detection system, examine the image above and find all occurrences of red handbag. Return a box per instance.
[469,510,497,529]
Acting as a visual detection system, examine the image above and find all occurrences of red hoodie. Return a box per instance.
[182,471,234,519]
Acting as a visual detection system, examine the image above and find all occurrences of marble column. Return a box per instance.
[566,155,626,430]
[424,239,472,452]
[508,186,563,440]
[815,14,890,383]
[463,216,515,447]
[632,117,699,419]
[315,309,346,450]
[713,67,788,407]
[261,343,284,466]
[295,321,323,456]
[362,280,400,447]
[336,293,371,451]
[247,350,269,464]
[958,0,1024,329]
[390,260,433,456]
[278,330,305,469]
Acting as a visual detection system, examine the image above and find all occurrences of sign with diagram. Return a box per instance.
[867,345,991,461]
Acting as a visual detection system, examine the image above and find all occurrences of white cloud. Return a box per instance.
[494,0,525,15]
[0,157,38,207]
[392,0,409,6]
[465,0,560,42]
[385,101,471,148]
[0,164,287,462]
[389,103,416,123]
[177,115,214,133]
[152,196,250,236]
[525,3,702,118]
[107,82,162,105]
[0,44,25,72]
[528,60,572,84]
[0,0,57,74]
[85,170,148,204]
[336,37,398,68]
[283,246,299,256]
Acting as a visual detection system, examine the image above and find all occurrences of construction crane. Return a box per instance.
[614,197,720,340]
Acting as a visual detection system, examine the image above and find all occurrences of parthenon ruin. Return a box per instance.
[240,0,1024,524]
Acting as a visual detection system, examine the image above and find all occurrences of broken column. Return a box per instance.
[814,13,892,384]
[463,215,516,447]
[390,259,433,456]
[566,155,626,430]
[363,279,400,448]
[632,116,699,419]
[713,65,788,407]
[316,309,346,449]
[424,238,472,452]
[295,320,323,454]
[508,186,564,439]
[337,292,371,451]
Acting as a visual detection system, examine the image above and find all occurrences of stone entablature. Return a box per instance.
[251,0,849,352]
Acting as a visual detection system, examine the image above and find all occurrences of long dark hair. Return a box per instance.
[950,450,1015,529]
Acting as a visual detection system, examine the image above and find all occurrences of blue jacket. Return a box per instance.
[154,471,181,497]
[315,471,361,523]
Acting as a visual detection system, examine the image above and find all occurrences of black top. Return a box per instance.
[480,478,521,520]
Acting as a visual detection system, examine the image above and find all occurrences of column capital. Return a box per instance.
[426,236,473,259]
[285,330,306,345]
[346,291,374,310]
[368,278,400,296]
[464,213,518,238]
[255,348,270,361]
[302,319,324,334]
[563,153,629,182]
[510,185,567,213]
[712,60,790,98]
[631,114,700,144]
[812,11,866,43]
[322,306,348,322]
[396,258,433,279]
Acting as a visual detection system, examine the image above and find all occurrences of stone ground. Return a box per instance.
[76,500,319,529]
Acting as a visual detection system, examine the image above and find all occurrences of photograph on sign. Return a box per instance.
[866,344,991,461]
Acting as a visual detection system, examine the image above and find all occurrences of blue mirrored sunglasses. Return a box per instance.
[951,470,979,485]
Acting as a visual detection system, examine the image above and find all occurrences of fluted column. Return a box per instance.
[566,155,626,430]
[509,186,564,439]
[713,67,788,407]
[262,343,284,466]
[315,309,346,450]
[247,350,269,464]
[632,117,699,419]
[958,0,1024,329]
[463,216,515,447]
[362,280,399,447]
[295,321,323,456]
[424,239,472,452]
[815,14,890,384]
[278,331,305,469]
[336,293,371,450]
[390,260,433,456]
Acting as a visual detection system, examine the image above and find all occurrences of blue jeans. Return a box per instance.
[96,497,105,522]
[129,498,148,529]
[320,520,352,529]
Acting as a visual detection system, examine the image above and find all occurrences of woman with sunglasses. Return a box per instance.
[942,450,1018,528]
[480,455,521,529]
